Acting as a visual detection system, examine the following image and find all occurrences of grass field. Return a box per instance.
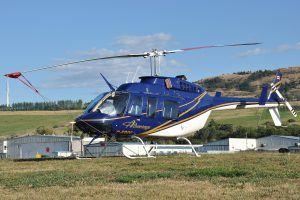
[0,153,299,199]
[210,108,300,127]
[0,110,81,138]
[0,107,299,139]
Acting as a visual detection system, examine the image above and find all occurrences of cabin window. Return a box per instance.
[163,100,179,119]
[147,97,157,118]
[128,95,143,116]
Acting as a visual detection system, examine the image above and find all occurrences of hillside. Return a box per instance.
[196,66,300,100]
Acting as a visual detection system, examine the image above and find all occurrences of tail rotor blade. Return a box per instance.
[274,90,297,117]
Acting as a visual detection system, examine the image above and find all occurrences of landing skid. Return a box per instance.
[177,137,200,157]
[122,136,156,159]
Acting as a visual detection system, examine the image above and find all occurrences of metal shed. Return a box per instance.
[6,135,81,159]
[256,135,300,151]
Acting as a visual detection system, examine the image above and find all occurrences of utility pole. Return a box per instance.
[70,122,76,153]
[6,78,10,108]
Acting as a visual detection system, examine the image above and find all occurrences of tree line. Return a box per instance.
[0,100,85,111]
[190,119,300,144]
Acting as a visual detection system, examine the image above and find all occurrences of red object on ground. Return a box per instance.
[4,72,22,78]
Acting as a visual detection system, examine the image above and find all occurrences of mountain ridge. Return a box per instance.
[195,66,300,100]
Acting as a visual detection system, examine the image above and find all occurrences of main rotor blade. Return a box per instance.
[23,53,148,73]
[165,42,261,54]
[11,42,260,75]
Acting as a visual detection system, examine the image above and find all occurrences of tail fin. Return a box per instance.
[268,71,282,101]
[259,85,268,105]
[268,70,297,120]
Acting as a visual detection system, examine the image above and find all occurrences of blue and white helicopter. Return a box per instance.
[5,43,297,156]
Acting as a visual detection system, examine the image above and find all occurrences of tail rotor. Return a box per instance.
[268,71,297,118]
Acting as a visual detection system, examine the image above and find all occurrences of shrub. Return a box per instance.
[35,126,54,135]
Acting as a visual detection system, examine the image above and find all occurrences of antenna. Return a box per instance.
[6,77,10,107]
[125,72,132,83]
[132,66,140,83]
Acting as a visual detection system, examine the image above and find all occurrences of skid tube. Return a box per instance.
[122,135,156,159]
[177,137,200,157]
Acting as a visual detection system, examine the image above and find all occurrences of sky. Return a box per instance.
[0,0,300,105]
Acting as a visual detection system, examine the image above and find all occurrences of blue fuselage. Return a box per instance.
[75,76,269,138]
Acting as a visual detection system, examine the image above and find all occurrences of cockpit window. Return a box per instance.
[84,92,129,116]
[84,93,107,114]
[98,92,129,116]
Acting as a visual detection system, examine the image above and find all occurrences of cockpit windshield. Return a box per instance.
[84,93,107,114]
[84,92,129,116]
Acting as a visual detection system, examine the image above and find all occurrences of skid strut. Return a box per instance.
[122,135,155,159]
[177,137,200,157]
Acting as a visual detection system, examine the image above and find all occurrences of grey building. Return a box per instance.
[256,135,300,151]
[199,135,300,153]
[6,135,81,159]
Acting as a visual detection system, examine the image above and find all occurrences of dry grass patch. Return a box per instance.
[0,153,299,199]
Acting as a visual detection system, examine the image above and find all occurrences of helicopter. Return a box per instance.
[4,42,298,155]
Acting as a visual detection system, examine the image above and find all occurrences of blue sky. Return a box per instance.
[1,1,299,104]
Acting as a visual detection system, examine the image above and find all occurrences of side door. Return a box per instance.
[127,95,143,117]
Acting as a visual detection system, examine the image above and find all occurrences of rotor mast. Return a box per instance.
[147,49,164,76]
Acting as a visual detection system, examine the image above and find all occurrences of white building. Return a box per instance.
[200,138,256,153]
[200,135,300,153]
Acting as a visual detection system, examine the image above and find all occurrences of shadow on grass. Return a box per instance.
[116,172,174,183]
[186,168,248,178]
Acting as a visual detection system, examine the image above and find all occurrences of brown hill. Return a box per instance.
[195,66,300,100]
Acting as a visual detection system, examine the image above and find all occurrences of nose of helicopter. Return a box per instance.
[75,113,112,135]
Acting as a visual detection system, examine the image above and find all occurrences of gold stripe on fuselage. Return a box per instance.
[138,101,249,136]
[138,92,208,136]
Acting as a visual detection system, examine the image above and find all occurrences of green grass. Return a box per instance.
[116,171,174,183]
[0,107,299,138]
[210,108,300,127]
[0,153,299,199]
[0,110,81,137]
